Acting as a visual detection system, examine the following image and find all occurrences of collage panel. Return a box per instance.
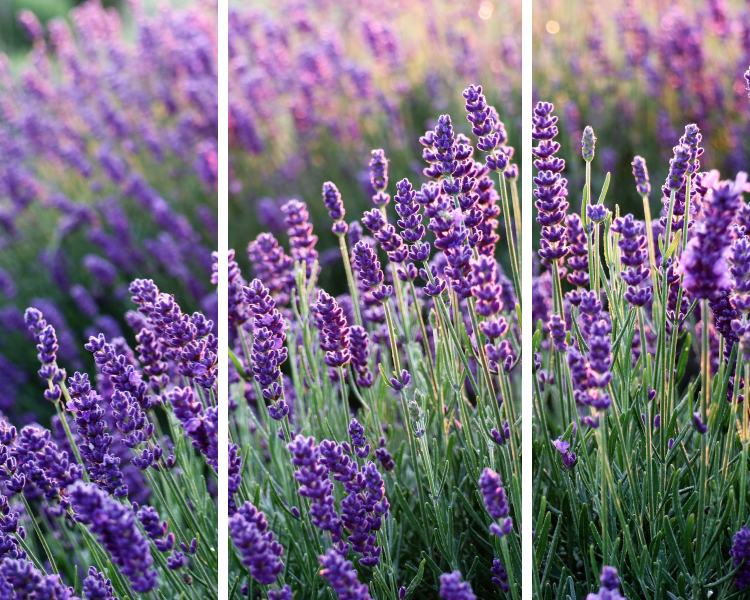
[227,0,522,598]
[0,0,219,598]
[532,0,750,597]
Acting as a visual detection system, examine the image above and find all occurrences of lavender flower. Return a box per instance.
[552,437,577,468]
[247,233,294,307]
[352,241,392,302]
[318,547,372,600]
[281,199,319,278]
[69,481,157,593]
[730,525,750,589]
[323,181,347,233]
[491,559,509,592]
[586,566,625,600]
[533,102,569,263]
[439,571,476,600]
[479,467,512,537]
[678,172,747,299]
[581,126,597,162]
[229,501,284,586]
[82,567,116,600]
[369,149,390,207]
[314,291,351,368]
[349,326,374,388]
[611,214,652,307]
[67,372,127,497]
[244,279,289,418]
[287,435,343,541]
[348,419,370,458]
[632,156,651,196]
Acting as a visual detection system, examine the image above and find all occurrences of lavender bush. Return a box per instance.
[227,0,520,291]
[0,0,218,420]
[229,86,521,599]
[0,265,218,597]
[533,98,750,597]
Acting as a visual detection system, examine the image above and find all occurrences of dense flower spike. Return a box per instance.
[349,326,374,388]
[247,234,294,306]
[586,567,626,600]
[244,279,289,418]
[287,435,343,541]
[314,291,351,368]
[611,214,652,306]
[533,102,569,263]
[70,481,157,593]
[323,181,347,234]
[632,156,651,196]
[352,241,392,302]
[282,199,319,277]
[581,126,597,161]
[439,571,477,600]
[479,468,512,537]
[229,502,284,586]
[730,526,750,589]
[678,172,747,298]
[82,567,116,600]
[491,559,510,592]
[318,547,372,600]
[67,373,127,496]
[369,149,390,206]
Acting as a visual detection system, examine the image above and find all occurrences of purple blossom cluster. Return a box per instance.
[229,501,284,586]
[70,481,157,593]
[533,102,569,264]
[479,467,512,537]
[611,214,652,307]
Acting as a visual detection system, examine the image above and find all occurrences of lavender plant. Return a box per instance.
[229,86,521,599]
[0,0,218,420]
[533,99,750,598]
[0,268,219,598]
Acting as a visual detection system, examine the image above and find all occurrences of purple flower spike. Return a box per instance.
[586,566,626,600]
[352,241,391,302]
[533,102,569,263]
[319,547,372,600]
[370,149,390,207]
[731,525,750,588]
[229,501,284,586]
[269,585,293,600]
[666,144,691,192]
[314,291,351,369]
[83,566,116,600]
[581,126,596,162]
[632,156,651,196]
[611,214,652,307]
[247,234,294,307]
[479,467,511,537]
[678,172,747,299]
[69,481,157,593]
[281,199,319,278]
[348,419,370,458]
[491,559,510,592]
[323,181,346,225]
[549,314,568,351]
[287,435,343,541]
[350,326,374,388]
[439,571,476,600]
